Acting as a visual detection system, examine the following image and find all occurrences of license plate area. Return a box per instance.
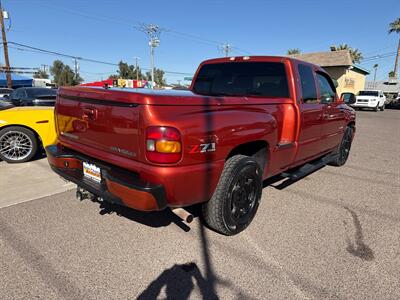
[83,161,102,183]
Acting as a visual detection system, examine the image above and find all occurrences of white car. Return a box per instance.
[352,90,386,111]
[0,88,13,99]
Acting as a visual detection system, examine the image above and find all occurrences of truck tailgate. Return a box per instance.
[56,89,140,161]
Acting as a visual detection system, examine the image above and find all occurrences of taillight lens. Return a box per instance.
[146,126,182,163]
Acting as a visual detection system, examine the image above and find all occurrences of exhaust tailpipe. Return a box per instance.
[171,208,194,223]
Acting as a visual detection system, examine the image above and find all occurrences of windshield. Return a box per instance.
[192,62,290,98]
[358,91,379,96]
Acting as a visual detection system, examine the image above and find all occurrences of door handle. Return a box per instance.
[82,107,98,120]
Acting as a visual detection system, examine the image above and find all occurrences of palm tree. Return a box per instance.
[287,48,301,55]
[332,44,363,64]
[388,18,400,79]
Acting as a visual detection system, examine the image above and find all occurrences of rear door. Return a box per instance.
[294,64,325,163]
[316,72,346,152]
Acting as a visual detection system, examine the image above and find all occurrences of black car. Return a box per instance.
[6,87,57,106]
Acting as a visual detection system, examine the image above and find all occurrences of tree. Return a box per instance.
[50,60,83,86]
[388,17,400,79]
[389,70,395,78]
[287,48,301,55]
[112,60,144,80]
[331,44,363,64]
[145,68,166,87]
[33,69,49,79]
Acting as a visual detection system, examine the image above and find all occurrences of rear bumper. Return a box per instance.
[46,145,167,211]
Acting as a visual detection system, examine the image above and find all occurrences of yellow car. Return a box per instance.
[0,101,56,163]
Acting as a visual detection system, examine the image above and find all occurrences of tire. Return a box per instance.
[202,155,262,235]
[329,126,354,167]
[0,126,38,163]
[380,104,385,111]
[374,103,379,112]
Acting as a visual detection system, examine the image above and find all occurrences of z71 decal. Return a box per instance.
[189,143,216,154]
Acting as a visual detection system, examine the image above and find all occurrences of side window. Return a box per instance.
[316,73,336,104]
[298,64,318,104]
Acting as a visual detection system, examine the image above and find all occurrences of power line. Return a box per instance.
[26,1,251,55]
[8,41,194,76]
[360,52,397,64]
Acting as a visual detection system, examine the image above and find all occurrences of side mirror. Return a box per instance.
[340,93,356,104]
[349,94,356,104]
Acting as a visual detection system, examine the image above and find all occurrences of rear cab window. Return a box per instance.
[298,64,318,104]
[192,62,290,98]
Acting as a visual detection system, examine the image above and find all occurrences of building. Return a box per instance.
[290,50,370,95]
[0,73,33,88]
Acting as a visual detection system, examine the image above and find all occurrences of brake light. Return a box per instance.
[146,126,182,163]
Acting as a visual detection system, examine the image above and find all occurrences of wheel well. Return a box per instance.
[347,121,355,128]
[0,124,42,146]
[227,140,269,171]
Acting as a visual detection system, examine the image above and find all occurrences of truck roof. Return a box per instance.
[198,55,325,74]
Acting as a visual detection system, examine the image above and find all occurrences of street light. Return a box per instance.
[373,64,378,88]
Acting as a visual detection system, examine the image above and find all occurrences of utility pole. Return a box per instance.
[221,43,232,57]
[41,64,48,73]
[134,57,141,81]
[373,64,378,88]
[0,1,11,89]
[140,24,162,89]
[73,57,79,79]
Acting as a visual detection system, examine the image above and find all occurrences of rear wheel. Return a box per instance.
[202,155,262,235]
[329,126,353,167]
[0,126,38,163]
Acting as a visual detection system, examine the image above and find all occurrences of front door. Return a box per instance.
[316,72,346,152]
[294,64,325,163]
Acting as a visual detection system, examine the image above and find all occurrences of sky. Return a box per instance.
[3,0,400,84]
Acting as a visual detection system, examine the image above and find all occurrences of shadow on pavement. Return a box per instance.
[92,199,191,232]
[137,261,218,300]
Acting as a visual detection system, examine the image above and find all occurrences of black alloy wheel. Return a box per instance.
[330,126,353,166]
[202,155,262,235]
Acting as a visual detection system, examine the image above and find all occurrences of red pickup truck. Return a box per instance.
[46,56,355,235]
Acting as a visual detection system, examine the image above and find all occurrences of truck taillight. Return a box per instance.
[146,126,182,164]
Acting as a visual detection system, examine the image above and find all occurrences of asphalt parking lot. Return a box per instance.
[0,109,399,300]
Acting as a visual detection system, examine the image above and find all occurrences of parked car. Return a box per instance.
[352,90,386,111]
[0,101,56,163]
[0,88,13,99]
[6,87,57,107]
[46,56,356,235]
